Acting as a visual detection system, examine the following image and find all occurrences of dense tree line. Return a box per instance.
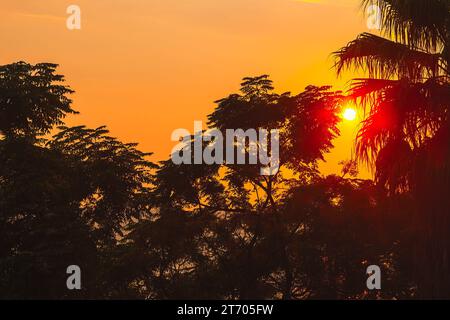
[0,63,414,299]
[1,0,449,299]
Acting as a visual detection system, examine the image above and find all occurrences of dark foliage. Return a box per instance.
[0,62,420,299]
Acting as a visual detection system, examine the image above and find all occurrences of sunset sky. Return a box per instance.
[0,0,373,177]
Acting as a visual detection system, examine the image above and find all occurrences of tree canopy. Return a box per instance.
[1,0,449,298]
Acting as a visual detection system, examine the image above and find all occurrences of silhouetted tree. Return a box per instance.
[120,76,409,299]
[0,62,155,299]
[335,0,450,298]
[0,62,76,140]
[0,62,418,299]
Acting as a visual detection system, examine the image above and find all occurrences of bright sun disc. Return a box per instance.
[342,108,357,121]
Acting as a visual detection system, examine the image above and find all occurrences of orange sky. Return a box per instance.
[0,0,373,178]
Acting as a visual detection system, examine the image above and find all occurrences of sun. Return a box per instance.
[342,107,357,121]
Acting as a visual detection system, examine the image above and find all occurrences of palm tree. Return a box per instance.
[334,0,450,298]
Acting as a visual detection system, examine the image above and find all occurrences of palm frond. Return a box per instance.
[354,76,450,169]
[362,0,449,52]
[334,33,443,79]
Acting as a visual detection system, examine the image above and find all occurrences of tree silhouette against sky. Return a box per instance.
[1,0,449,300]
[335,0,450,298]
